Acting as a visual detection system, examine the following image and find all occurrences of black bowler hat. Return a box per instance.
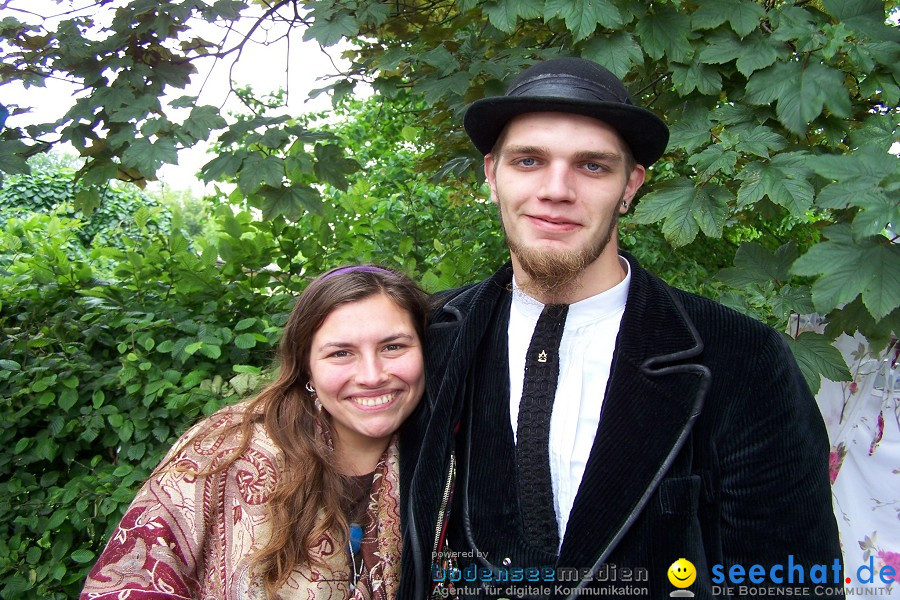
[464,57,669,167]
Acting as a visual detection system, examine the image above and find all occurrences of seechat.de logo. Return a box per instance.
[668,558,696,598]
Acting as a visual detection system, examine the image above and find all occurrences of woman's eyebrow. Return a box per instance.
[317,333,414,352]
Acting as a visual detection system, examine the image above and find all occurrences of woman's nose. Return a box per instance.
[355,353,388,386]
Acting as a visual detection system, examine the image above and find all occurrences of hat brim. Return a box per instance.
[464,96,669,167]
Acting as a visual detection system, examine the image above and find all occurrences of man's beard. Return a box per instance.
[502,201,620,302]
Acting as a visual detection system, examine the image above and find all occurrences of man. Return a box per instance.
[399,57,842,599]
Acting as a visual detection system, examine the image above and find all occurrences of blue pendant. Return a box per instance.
[349,522,363,554]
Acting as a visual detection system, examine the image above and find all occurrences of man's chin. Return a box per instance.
[512,247,590,298]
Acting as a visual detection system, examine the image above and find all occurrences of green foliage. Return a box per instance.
[0,209,291,598]
[4,0,895,343]
[1,1,899,593]
[0,169,172,250]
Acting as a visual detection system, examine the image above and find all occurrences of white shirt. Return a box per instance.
[508,257,631,546]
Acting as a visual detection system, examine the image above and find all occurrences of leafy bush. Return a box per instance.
[0,169,171,251]
[0,209,293,598]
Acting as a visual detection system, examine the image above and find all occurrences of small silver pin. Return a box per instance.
[538,350,548,363]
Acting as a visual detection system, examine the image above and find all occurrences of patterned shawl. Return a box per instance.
[80,406,402,599]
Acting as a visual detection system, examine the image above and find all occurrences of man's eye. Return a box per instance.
[516,157,537,167]
[584,162,604,172]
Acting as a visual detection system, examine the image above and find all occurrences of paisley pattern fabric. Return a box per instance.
[80,404,402,600]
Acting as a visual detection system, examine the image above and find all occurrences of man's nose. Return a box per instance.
[539,162,575,202]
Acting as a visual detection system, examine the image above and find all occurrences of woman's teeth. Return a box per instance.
[352,393,393,407]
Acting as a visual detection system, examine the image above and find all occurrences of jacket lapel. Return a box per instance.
[558,256,711,570]
[404,266,513,595]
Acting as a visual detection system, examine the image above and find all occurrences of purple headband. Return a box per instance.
[319,265,394,282]
[295,265,395,313]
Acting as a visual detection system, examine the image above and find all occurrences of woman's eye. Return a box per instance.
[384,344,404,352]
[329,350,350,358]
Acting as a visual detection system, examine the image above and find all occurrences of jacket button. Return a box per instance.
[502,557,512,567]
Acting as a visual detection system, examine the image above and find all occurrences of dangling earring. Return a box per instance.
[305,381,322,411]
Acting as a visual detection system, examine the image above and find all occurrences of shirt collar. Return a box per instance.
[511,256,631,325]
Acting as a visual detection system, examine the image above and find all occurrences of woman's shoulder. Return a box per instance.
[162,400,280,472]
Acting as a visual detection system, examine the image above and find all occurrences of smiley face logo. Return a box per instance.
[667,558,696,588]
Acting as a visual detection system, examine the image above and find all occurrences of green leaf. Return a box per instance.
[806,147,895,185]
[238,155,284,193]
[183,105,227,140]
[581,32,643,79]
[234,317,257,331]
[0,140,32,175]
[687,145,738,179]
[783,331,852,394]
[121,137,178,177]
[732,125,786,159]
[302,12,358,47]
[71,549,96,563]
[744,61,799,105]
[199,344,221,359]
[358,2,391,25]
[735,157,813,214]
[667,105,713,153]
[791,225,900,320]
[852,192,898,239]
[697,28,743,64]
[717,242,798,287]
[858,245,900,322]
[313,144,359,190]
[79,160,120,186]
[671,61,722,96]
[74,188,101,216]
[822,0,890,37]
[808,148,897,234]
[693,0,765,37]
[257,185,322,221]
[58,388,78,411]
[483,0,543,33]
[0,359,22,370]
[134,206,150,229]
[735,31,780,76]
[234,333,257,349]
[632,178,730,246]
[634,6,693,62]
[775,62,850,135]
[772,284,815,319]
[419,45,460,75]
[545,0,624,41]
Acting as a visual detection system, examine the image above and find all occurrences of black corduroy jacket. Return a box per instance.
[399,253,842,599]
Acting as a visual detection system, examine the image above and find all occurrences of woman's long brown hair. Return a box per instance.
[161,266,427,596]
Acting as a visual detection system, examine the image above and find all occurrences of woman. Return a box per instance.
[81,265,427,600]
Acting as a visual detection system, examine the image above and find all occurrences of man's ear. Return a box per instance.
[619,164,646,214]
[484,153,499,204]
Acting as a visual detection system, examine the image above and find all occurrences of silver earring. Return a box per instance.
[305,381,315,394]
[622,199,629,208]
[314,398,323,412]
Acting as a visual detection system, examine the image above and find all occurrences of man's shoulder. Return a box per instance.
[427,265,513,325]
[628,258,779,350]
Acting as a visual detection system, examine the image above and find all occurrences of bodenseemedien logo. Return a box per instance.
[668,558,696,598]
